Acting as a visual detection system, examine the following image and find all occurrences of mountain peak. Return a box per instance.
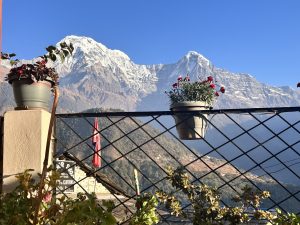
[180,51,211,69]
[185,51,209,62]
[59,35,130,61]
[59,35,108,53]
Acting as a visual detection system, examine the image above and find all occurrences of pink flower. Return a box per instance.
[220,87,225,93]
[43,192,52,203]
[184,75,190,81]
[177,75,183,81]
[215,92,219,96]
[40,60,47,66]
[172,83,178,88]
[207,76,213,82]
[17,69,23,75]
[209,84,216,89]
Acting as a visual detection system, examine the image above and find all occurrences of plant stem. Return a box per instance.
[33,86,59,225]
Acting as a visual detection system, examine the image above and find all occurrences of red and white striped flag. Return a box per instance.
[92,118,101,168]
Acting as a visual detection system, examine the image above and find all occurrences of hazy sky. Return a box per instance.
[3,0,300,87]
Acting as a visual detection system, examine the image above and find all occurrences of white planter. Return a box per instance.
[170,101,210,140]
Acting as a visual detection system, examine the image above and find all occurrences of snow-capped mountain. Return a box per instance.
[53,36,157,112]
[1,35,300,114]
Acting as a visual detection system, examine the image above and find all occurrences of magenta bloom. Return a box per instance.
[172,83,178,88]
[209,84,216,89]
[220,87,225,93]
[17,69,23,75]
[43,192,52,203]
[177,75,183,81]
[207,76,213,82]
[215,92,220,96]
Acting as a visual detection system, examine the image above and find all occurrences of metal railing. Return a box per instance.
[54,107,300,224]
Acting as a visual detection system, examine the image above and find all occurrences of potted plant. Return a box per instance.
[166,75,225,140]
[1,42,74,111]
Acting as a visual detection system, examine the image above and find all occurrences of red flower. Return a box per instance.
[41,60,47,65]
[220,87,225,93]
[43,192,52,203]
[135,202,141,210]
[215,92,219,96]
[207,76,213,82]
[17,69,23,75]
[172,83,178,88]
[177,75,183,81]
[297,82,300,88]
[209,84,216,89]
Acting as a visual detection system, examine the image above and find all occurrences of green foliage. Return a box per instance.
[55,193,117,225]
[0,168,160,225]
[272,209,300,225]
[2,42,74,87]
[44,42,74,64]
[156,166,273,225]
[232,185,271,209]
[129,194,159,225]
[166,75,225,106]
[0,169,117,225]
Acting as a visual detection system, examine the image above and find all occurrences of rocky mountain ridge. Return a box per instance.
[1,35,300,114]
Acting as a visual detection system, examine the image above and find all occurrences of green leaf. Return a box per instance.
[49,53,57,61]
[60,42,67,48]
[62,49,70,57]
[9,60,18,66]
[70,43,74,51]
[59,52,65,63]
[46,45,56,53]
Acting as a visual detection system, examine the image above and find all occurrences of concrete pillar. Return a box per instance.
[2,110,53,192]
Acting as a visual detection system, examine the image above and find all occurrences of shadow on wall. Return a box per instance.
[2,172,40,193]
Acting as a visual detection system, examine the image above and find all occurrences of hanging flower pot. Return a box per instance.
[166,75,225,140]
[170,101,209,140]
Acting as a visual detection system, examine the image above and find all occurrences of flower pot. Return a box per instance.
[170,101,209,140]
[12,79,52,111]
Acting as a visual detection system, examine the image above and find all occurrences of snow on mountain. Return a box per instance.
[52,36,158,112]
[0,35,300,115]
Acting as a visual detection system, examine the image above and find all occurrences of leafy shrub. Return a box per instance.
[129,194,159,225]
[0,169,116,225]
[156,166,297,225]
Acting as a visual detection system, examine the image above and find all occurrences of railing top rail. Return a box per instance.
[56,106,300,118]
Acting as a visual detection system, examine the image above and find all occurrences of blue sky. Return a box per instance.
[3,0,300,87]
